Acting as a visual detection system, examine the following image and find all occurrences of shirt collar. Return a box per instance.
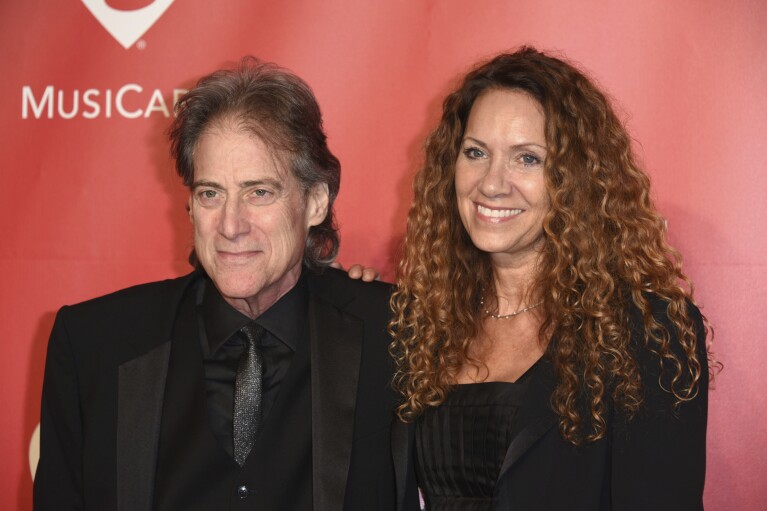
[201,270,308,355]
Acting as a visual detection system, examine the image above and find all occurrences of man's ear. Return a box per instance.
[306,183,330,228]
[187,195,194,224]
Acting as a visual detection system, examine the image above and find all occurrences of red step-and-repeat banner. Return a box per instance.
[2,1,765,509]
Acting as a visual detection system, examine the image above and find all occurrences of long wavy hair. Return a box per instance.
[390,47,710,444]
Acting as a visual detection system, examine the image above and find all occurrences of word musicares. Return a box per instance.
[21,85,188,120]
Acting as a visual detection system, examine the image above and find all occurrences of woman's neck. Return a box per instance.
[489,252,541,312]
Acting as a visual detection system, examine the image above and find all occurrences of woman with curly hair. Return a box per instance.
[389,47,710,510]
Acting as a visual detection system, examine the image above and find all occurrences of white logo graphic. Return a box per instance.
[81,0,175,49]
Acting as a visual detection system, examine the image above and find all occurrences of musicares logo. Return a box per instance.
[81,0,175,49]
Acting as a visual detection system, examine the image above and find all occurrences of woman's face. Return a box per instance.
[455,88,550,266]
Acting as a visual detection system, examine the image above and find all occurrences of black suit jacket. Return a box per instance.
[34,267,397,511]
[393,297,708,511]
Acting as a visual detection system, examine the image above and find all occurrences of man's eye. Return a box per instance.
[197,189,219,202]
[247,188,276,204]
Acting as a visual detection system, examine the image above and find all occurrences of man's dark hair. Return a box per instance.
[169,57,341,271]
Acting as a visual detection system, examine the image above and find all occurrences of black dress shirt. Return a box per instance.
[154,271,314,510]
[198,273,308,459]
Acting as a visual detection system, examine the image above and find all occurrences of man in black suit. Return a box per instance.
[34,58,396,510]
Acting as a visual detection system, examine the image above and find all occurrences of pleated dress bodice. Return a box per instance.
[414,367,536,510]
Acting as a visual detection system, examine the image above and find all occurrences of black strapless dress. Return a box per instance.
[414,369,535,510]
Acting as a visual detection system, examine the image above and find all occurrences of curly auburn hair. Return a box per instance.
[389,47,709,444]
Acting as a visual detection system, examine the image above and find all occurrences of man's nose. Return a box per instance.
[219,198,249,239]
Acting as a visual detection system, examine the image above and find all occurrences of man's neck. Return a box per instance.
[222,264,303,319]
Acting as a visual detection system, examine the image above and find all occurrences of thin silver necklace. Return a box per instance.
[480,297,543,319]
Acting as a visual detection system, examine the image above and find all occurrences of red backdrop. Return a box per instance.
[2,1,765,509]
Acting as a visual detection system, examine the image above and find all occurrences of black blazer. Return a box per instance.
[34,267,398,511]
[393,297,708,511]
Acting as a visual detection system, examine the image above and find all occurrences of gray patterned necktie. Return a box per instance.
[233,322,264,466]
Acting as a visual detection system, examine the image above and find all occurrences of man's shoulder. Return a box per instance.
[56,272,200,335]
[45,272,201,359]
[306,266,393,305]
[305,267,394,326]
[63,272,198,312]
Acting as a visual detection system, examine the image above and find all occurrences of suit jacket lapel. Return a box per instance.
[392,419,418,511]
[115,271,199,511]
[308,288,363,511]
[116,341,171,511]
[496,357,557,482]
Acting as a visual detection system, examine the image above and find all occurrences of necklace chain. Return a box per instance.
[480,297,543,319]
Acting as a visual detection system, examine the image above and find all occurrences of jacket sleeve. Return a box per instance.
[610,301,708,511]
[33,306,84,510]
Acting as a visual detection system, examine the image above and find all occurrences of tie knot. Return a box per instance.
[239,322,265,346]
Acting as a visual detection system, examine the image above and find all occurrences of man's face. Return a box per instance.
[189,123,328,317]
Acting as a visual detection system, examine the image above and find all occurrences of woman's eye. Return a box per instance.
[520,153,542,166]
[463,147,485,160]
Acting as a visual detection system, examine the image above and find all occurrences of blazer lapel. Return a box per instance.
[308,292,363,511]
[496,358,557,482]
[115,271,199,511]
[116,341,171,511]
[392,419,417,511]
